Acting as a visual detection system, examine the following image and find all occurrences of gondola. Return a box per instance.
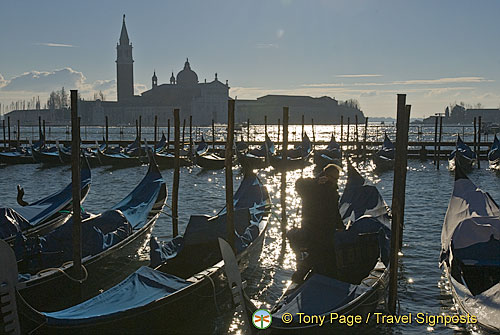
[0,156,92,246]
[31,144,64,165]
[18,172,271,334]
[97,148,143,167]
[237,133,275,170]
[248,164,391,333]
[14,155,167,312]
[440,164,500,332]
[373,133,394,170]
[153,152,191,169]
[313,134,342,170]
[0,147,35,165]
[154,133,167,154]
[448,135,477,171]
[194,135,209,157]
[195,152,226,169]
[269,133,312,171]
[488,134,500,171]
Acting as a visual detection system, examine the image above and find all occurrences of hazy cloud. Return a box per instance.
[276,29,285,39]
[1,68,86,92]
[256,43,279,49]
[0,73,6,88]
[134,84,148,95]
[337,74,383,78]
[394,77,493,85]
[35,42,76,48]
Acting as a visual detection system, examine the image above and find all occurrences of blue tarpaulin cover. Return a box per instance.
[272,273,369,327]
[43,266,189,325]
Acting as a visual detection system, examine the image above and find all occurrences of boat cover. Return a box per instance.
[450,276,500,331]
[150,173,270,267]
[0,161,91,239]
[488,135,499,162]
[441,170,500,331]
[441,174,500,258]
[376,134,395,159]
[154,133,167,153]
[449,135,477,160]
[339,164,391,227]
[43,266,189,326]
[272,273,370,327]
[248,134,275,157]
[15,160,165,272]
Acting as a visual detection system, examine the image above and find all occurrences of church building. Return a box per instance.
[79,15,230,126]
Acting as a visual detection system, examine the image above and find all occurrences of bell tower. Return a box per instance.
[116,14,134,102]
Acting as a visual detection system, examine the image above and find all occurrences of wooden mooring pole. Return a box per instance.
[340,115,344,147]
[182,119,186,147]
[225,100,235,251]
[433,117,438,165]
[473,117,477,163]
[355,115,359,153]
[167,119,171,151]
[2,119,5,148]
[139,115,142,140]
[437,116,443,170]
[301,114,305,139]
[311,118,316,150]
[277,118,281,146]
[135,119,139,139]
[247,118,250,142]
[346,117,350,150]
[212,119,216,153]
[38,116,42,141]
[264,115,268,135]
[154,115,158,144]
[105,116,109,150]
[17,120,20,147]
[363,117,369,158]
[388,95,411,314]
[70,90,83,299]
[43,120,46,141]
[172,109,180,238]
[281,107,289,240]
[477,116,482,168]
[189,115,193,156]
[7,117,11,148]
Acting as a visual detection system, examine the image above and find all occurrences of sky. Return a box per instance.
[1,0,500,118]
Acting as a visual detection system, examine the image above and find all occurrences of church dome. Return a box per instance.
[176,59,198,86]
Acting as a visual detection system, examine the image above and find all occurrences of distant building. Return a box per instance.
[423,105,500,124]
[5,15,364,126]
[235,95,365,124]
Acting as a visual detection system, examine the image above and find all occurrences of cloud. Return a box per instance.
[134,83,147,95]
[1,68,86,92]
[256,43,279,49]
[0,73,6,88]
[336,74,383,78]
[394,77,493,85]
[276,29,285,39]
[35,42,76,48]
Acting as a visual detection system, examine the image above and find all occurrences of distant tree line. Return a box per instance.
[340,98,361,110]
[1,87,106,116]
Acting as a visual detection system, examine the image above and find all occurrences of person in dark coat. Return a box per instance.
[288,163,344,282]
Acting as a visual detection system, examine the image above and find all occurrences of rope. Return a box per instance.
[36,262,88,284]
[203,274,221,315]
[159,209,178,220]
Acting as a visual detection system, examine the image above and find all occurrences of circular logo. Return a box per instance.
[252,309,272,330]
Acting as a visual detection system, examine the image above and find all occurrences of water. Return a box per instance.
[1,125,499,334]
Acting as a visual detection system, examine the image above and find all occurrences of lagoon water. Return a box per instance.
[1,125,498,334]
